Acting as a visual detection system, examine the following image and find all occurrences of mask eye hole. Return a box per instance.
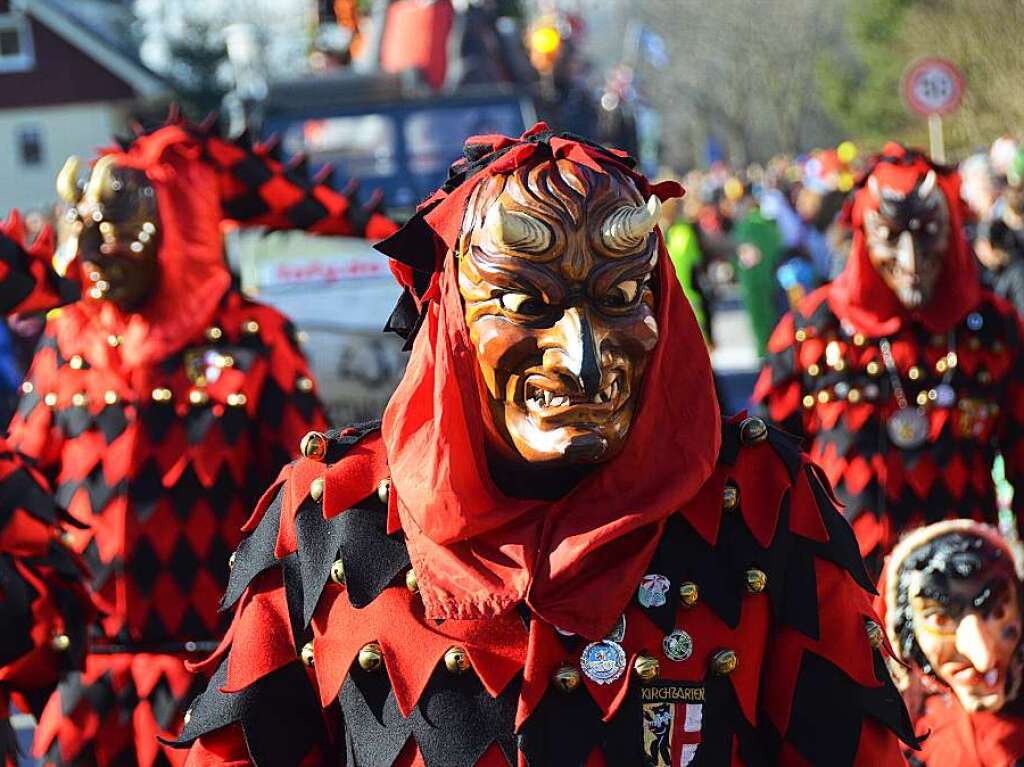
[499,291,545,316]
[598,280,641,309]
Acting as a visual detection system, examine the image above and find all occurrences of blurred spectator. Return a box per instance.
[976,216,1024,316]
[731,184,783,356]
[662,195,711,343]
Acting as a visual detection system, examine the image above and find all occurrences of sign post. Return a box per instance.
[902,57,964,163]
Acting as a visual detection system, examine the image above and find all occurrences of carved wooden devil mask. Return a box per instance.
[456,159,661,465]
[58,154,161,311]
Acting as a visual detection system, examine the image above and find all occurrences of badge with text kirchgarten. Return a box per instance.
[642,682,705,767]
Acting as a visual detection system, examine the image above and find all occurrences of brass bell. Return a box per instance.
[301,431,328,461]
[330,559,346,585]
[807,363,821,377]
[104,390,119,405]
[444,646,470,675]
[205,326,223,341]
[20,381,33,395]
[745,568,767,594]
[679,582,699,608]
[243,319,260,335]
[310,478,325,502]
[188,389,209,406]
[107,334,122,348]
[865,620,884,649]
[633,654,660,683]
[300,641,315,667]
[151,387,172,403]
[296,376,314,393]
[552,664,581,692]
[853,333,866,347]
[739,417,768,445]
[802,395,815,409]
[71,393,87,407]
[908,366,921,381]
[405,568,419,594]
[69,355,84,370]
[377,478,391,505]
[710,649,738,676]
[51,633,71,652]
[44,393,58,407]
[358,642,383,671]
[794,329,807,343]
[722,484,739,511]
[867,361,881,376]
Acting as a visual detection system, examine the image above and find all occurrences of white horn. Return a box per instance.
[484,202,551,253]
[918,169,937,199]
[867,175,881,202]
[602,195,661,251]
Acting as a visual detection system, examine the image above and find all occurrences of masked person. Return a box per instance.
[877,520,1024,766]
[754,143,1024,574]
[170,126,917,766]
[0,213,91,767]
[1,115,398,766]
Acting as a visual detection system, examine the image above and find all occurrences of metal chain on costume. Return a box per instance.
[878,338,911,411]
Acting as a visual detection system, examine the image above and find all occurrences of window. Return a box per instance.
[17,126,43,166]
[285,114,397,177]
[0,3,34,73]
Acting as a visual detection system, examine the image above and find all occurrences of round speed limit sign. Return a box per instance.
[903,58,964,116]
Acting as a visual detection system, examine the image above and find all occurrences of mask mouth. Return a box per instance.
[522,370,628,420]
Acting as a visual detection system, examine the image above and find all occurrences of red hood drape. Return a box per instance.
[829,142,979,337]
[63,125,231,368]
[379,126,721,639]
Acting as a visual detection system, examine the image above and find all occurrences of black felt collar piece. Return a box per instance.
[222,421,409,629]
[168,658,327,765]
[342,665,519,767]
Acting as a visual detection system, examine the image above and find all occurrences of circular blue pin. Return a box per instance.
[580,640,627,685]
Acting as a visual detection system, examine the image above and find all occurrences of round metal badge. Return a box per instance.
[605,614,626,643]
[887,407,929,449]
[934,384,956,409]
[638,574,671,608]
[662,630,693,662]
[580,640,627,685]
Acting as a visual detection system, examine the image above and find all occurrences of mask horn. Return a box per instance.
[82,155,119,206]
[484,202,552,253]
[918,169,937,199]
[602,195,661,251]
[56,156,83,204]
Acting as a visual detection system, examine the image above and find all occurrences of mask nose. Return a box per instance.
[897,230,919,275]
[956,613,999,674]
[545,306,602,396]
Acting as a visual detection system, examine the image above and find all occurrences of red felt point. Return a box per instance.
[788,468,830,543]
[679,469,725,545]
[736,445,790,548]
[515,618,568,730]
[321,432,388,519]
[223,575,296,693]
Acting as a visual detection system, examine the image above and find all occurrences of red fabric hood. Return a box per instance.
[379,126,722,639]
[63,125,231,367]
[829,142,979,337]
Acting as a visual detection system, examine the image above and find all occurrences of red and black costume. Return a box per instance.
[0,213,90,766]
[754,144,1024,570]
[875,520,1024,767]
[172,129,916,766]
[6,118,397,767]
